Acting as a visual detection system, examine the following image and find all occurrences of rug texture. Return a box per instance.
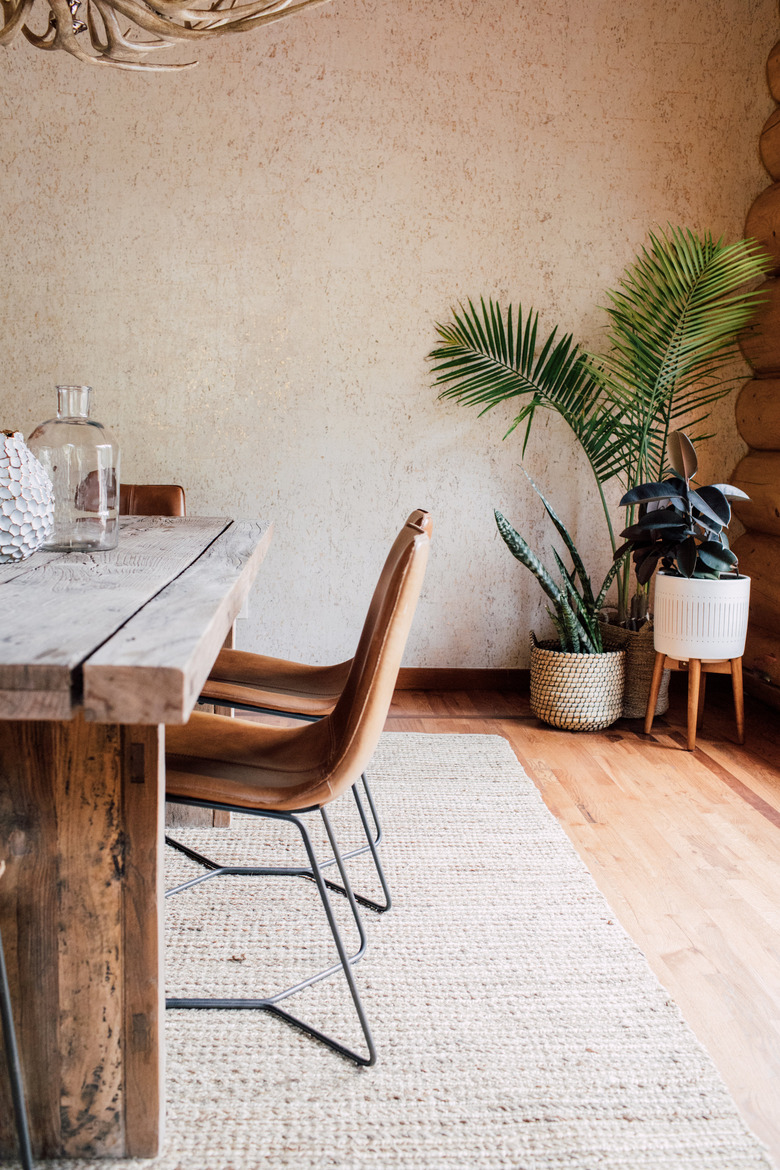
[56,733,773,1170]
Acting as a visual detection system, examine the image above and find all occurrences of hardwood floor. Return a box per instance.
[386,679,780,1166]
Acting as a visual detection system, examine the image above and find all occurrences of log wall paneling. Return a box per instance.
[732,530,780,630]
[738,278,780,372]
[760,106,780,181]
[736,378,780,448]
[731,450,780,535]
[739,624,780,689]
[734,35,780,709]
[745,182,780,269]
[768,38,780,103]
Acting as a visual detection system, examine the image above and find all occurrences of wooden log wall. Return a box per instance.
[733,40,780,705]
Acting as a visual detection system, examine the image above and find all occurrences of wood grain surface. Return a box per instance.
[0,516,230,721]
[82,520,272,724]
[731,450,780,536]
[0,716,164,1158]
[735,377,780,449]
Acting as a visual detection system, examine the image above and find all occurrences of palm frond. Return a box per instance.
[588,226,771,483]
[430,298,628,489]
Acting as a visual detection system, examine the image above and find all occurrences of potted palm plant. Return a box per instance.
[430,226,769,715]
[616,430,751,662]
[496,471,624,731]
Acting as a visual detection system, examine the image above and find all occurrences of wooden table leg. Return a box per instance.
[686,659,702,751]
[731,657,745,745]
[644,651,667,734]
[0,715,164,1159]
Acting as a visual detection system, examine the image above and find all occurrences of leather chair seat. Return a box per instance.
[166,713,336,810]
[201,650,350,717]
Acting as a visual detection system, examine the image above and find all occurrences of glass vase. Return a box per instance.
[28,386,120,552]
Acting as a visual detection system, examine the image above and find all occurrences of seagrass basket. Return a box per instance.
[601,620,670,719]
[529,635,625,731]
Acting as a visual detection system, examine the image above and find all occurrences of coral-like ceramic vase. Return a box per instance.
[0,430,54,562]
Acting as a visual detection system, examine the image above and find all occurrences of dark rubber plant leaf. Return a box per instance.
[667,430,698,481]
[696,542,738,572]
[676,535,698,578]
[620,481,685,507]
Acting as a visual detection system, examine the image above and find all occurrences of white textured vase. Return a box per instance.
[653,572,751,661]
[0,430,55,563]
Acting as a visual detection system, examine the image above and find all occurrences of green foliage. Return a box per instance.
[590,227,770,490]
[495,475,621,654]
[614,430,748,582]
[430,226,770,621]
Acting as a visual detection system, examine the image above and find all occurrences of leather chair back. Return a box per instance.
[120,483,186,517]
[323,510,431,799]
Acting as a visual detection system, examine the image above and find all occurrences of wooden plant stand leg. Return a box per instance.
[696,671,708,730]
[644,651,667,735]
[686,659,702,751]
[731,657,745,745]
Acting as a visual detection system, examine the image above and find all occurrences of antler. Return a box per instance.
[1,0,330,70]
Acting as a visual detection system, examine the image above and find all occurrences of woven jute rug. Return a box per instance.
[59,733,773,1170]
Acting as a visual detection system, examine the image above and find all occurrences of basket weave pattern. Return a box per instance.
[529,638,625,731]
[601,621,670,719]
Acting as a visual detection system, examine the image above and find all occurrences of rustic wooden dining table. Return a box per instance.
[0,515,272,1160]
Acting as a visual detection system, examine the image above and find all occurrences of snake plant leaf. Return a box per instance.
[494,510,563,606]
[524,467,596,608]
[549,548,600,652]
[594,557,623,612]
[667,430,697,481]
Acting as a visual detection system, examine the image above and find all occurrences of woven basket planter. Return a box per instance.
[601,621,670,719]
[529,636,625,731]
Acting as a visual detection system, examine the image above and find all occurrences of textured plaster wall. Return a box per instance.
[0,0,776,666]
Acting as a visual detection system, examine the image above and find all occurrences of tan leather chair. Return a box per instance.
[201,510,432,717]
[164,511,431,1067]
[119,483,186,517]
[0,861,33,1170]
[198,511,433,894]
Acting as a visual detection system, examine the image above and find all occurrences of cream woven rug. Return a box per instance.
[61,733,773,1170]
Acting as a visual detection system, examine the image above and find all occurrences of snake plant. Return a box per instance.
[497,472,621,654]
[430,226,770,623]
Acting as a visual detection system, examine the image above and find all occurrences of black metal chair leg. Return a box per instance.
[311,786,392,914]
[166,772,390,914]
[0,925,33,1170]
[164,801,376,1067]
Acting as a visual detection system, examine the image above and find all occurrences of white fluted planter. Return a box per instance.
[653,572,751,662]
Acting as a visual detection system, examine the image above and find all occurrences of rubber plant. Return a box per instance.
[429,226,770,625]
[614,430,749,583]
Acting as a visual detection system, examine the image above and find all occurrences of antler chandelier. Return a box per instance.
[0,0,330,70]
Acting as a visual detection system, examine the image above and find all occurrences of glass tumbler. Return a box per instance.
[28,385,120,552]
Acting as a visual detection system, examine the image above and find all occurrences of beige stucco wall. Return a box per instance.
[0,0,776,666]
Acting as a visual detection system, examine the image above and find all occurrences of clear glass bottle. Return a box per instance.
[27,386,120,552]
